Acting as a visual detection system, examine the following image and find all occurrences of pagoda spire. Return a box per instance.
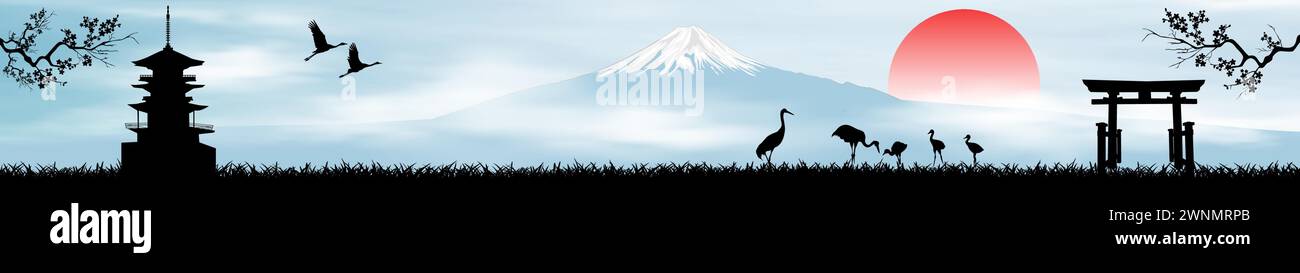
[165,5,171,47]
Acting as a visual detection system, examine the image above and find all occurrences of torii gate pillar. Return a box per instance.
[1084,80,1203,171]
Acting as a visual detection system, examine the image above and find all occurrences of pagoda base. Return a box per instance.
[121,141,216,177]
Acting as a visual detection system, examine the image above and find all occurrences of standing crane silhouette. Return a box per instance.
[882,141,908,167]
[964,134,985,165]
[339,44,382,78]
[304,20,347,62]
[755,108,794,165]
[831,125,880,163]
[927,129,946,165]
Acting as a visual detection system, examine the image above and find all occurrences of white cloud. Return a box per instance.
[316,57,577,124]
[186,45,317,91]
[4,102,129,141]
[114,5,303,30]
[1180,0,1300,10]
[441,103,755,151]
[587,109,755,150]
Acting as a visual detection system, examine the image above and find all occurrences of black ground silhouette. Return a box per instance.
[5,161,1298,258]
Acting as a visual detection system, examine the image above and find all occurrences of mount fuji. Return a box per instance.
[598,26,765,77]
[207,26,1300,166]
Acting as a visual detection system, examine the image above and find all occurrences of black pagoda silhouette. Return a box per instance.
[121,6,215,177]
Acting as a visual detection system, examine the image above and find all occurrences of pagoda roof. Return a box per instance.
[133,45,204,68]
[132,82,205,90]
[129,101,208,112]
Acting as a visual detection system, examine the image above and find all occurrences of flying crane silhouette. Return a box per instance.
[928,129,946,165]
[339,44,382,78]
[304,20,347,61]
[755,108,793,165]
[831,125,879,163]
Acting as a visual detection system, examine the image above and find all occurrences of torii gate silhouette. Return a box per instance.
[1084,79,1203,171]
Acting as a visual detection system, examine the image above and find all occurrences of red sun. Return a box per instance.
[888,9,1039,104]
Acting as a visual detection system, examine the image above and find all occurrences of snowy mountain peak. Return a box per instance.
[598,26,765,77]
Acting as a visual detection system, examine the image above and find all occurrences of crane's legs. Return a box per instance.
[849,143,856,163]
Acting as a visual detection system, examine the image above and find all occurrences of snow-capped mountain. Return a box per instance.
[598,26,765,77]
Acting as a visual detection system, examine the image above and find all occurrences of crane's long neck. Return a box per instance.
[929,132,935,140]
[778,113,787,131]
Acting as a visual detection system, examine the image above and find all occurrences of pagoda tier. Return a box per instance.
[133,45,203,70]
[135,73,200,84]
[131,81,205,94]
[139,74,197,81]
[128,101,209,113]
[125,123,215,135]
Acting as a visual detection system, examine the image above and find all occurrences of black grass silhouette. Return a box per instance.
[6,161,1300,181]
[339,43,381,78]
[304,20,347,61]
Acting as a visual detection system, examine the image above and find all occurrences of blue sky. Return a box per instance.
[3,0,1300,164]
